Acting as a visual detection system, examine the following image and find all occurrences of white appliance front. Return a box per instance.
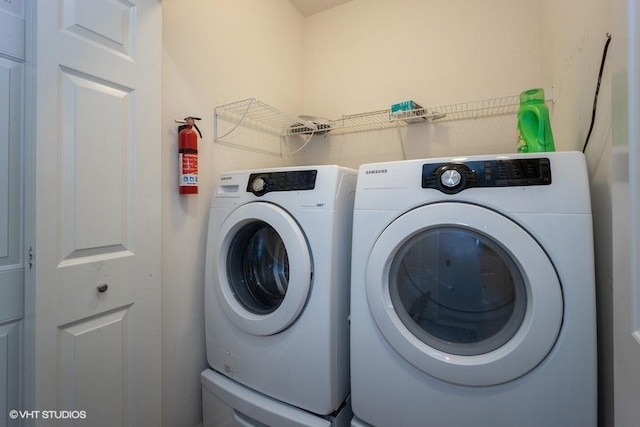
[350,152,596,427]
[214,201,312,336]
[205,165,356,416]
[202,369,353,427]
[365,202,563,386]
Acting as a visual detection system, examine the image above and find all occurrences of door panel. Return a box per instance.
[59,68,133,263]
[613,0,640,424]
[0,57,22,267]
[57,306,132,427]
[0,270,23,325]
[34,0,161,425]
[60,0,134,57]
[0,321,21,427]
[0,0,25,61]
[0,1,24,425]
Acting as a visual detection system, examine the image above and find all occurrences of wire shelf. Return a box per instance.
[430,94,521,122]
[214,91,553,139]
[328,108,445,136]
[214,98,320,140]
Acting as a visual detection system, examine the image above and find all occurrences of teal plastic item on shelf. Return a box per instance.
[390,100,426,123]
[391,100,417,113]
[517,88,555,153]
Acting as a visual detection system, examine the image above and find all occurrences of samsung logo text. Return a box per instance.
[365,169,388,175]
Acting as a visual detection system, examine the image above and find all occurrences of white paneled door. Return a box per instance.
[33,1,162,426]
[0,0,25,426]
[613,1,640,425]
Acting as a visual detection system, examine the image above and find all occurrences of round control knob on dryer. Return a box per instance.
[251,177,267,193]
[440,169,462,188]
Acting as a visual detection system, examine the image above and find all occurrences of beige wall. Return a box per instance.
[297,0,610,165]
[161,1,613,425]
[302,0,541,118]
[542,2,613,426]
[297,0,542,166]
[540,2,612,427]
[162,1,303,426]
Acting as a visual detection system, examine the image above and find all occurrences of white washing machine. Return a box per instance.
[203,165,356,424]
[350,152,597,427]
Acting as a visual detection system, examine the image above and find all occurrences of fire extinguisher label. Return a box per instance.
[179,153,198,186]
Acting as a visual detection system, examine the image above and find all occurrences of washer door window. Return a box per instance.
[215,202,312,336]
[227,221,290,315]
[366,203,563,386]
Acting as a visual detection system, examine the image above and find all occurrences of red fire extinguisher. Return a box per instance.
[177,116,202,195]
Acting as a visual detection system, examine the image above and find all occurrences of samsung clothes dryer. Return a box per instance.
[350,152,596,427]
[204,165,356,418]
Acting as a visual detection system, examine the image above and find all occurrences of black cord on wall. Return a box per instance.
[582,32,612,153]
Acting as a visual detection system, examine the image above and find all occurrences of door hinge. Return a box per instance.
[28,246,33,269]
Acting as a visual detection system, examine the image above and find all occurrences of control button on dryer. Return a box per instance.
[250,177,268,195]
[441,169,462,188]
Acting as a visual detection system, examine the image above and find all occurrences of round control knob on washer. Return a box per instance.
[440,169,462,188]
[251,177,267,194]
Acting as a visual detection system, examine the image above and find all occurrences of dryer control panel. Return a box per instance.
[422,158,551,194]
[247,170,317,196]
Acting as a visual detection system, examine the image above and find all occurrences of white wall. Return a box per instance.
[161,1,304,426]
[302,0,541,117]
[295,0,610,167]
[540,1,612,152]
[161,1,613,426]
[538,2,613,427]
[296,0,543,167]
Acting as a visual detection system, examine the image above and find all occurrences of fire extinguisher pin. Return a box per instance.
[175,116,203,138]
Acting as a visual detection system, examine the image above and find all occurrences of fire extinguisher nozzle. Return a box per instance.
[193,124,203,139]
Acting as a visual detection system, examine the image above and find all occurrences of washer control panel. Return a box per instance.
[422,158,551,194]
[247,170,317,196]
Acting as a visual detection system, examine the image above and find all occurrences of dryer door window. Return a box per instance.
[214,202,312,336]
[389,226,527,357]
[227,221,289,315]
[365,202,563,386]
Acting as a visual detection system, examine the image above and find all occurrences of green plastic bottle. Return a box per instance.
[517,88,555,153]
